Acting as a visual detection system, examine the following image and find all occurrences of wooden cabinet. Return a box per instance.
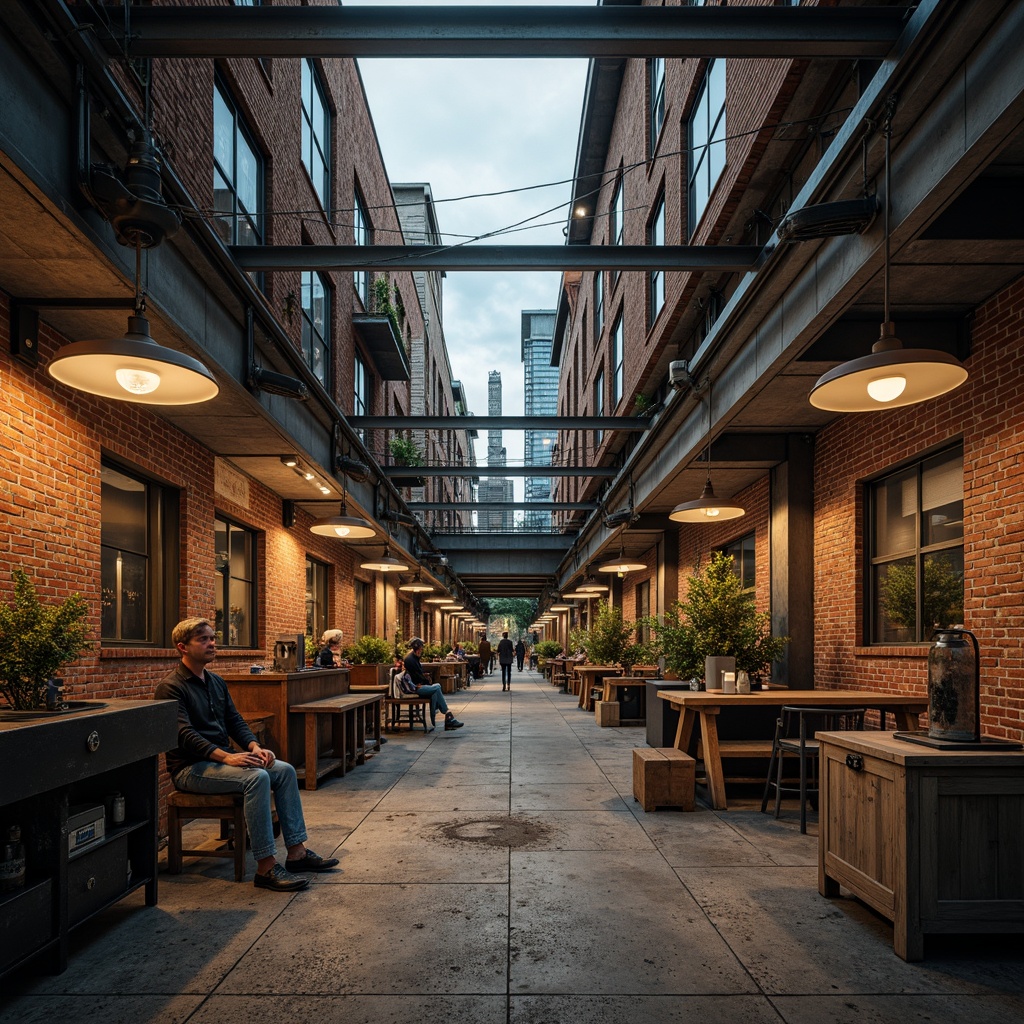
[0,699,178,978]
[818,731,1024,960]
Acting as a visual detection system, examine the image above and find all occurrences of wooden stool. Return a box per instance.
[632,748,696,811]
[595,700,620,727]
[166,791,278,882]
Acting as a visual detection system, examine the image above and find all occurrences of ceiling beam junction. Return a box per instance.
[351,415,649,431]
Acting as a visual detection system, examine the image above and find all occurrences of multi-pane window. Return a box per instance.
[611,315,624,406]
[301,270,330,386]
[721,533,755,592]
[354,578,371,638]
[869,445,964,644]
[353,189,371,306]
[301,59,330,211]
[593,369,604,448]
[306,556,329,645]
[688,59,727,233]
[635,579,651,643]
[101,461,178,644]
[594,271,604,341]
[648,195,665,325]
[213,80,263,246]
[354,351,370,441]
[214,515,256,648]
[650,57,665,149]
[610,177,624,246]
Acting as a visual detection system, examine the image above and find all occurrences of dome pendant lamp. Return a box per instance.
[669,377,745,524]
[309,499,376,540]
[48,242,219,405]
[809,102,967,412]
[360,543,410,573]
[597,530,648,577]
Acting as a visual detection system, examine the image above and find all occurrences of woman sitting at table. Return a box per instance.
[315,629,344,667]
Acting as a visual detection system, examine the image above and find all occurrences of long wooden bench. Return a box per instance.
[289,693,383,790]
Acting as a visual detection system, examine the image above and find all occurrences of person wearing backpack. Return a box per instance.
[404,638,464,731]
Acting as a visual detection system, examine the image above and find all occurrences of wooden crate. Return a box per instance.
[633,747,695,811]
[595,700,620,727]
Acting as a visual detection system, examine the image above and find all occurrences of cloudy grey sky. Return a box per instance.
[347,0,592,491]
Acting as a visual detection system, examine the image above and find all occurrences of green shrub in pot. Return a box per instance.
[344,634,393,665]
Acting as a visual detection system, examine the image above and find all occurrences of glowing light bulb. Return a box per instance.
[867,375,907,403]
[703,507,721,518]
[115,367,161,395]
[333,525,351,537]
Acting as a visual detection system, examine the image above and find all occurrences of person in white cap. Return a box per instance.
[315,628,345,667]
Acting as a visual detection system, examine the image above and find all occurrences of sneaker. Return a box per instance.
[254,863,309,892]
[444,717,464,730]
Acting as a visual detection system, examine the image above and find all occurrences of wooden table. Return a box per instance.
[818,730,1024,960]
[288,693,383,790]
[657,689,927,810]
[577,665,621,710]
[601,676,648,724]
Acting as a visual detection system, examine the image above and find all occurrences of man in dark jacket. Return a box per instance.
[477,635,493,676]
[515,638,526,672]
[155,617,338,892]
[497,631,515,691]
[404,638,464,730]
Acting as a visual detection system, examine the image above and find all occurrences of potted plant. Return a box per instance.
[578,600,637,667]
[533,639,563,669]
[423,641,446,661]
[344,634,394,686]
[656,551,789,686]
[0,569,91,711]
[388,435,426,488]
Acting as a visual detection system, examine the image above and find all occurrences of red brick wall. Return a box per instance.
[814,274,1024,738]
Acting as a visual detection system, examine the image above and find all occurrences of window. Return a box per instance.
[354,578,371,638]
[101,461,179,645]
[301,270,330,386]
[301,60,330,210]
[306,556,329,644]
[354,351,370,439]
[610,177,624,246]
[593,369,604,448]
[611,315,624,406]
[213,80,263,247]
[593,271,604,341]
[214,515,256,648]
[688,59,726,233]
[649,57,665,149]
[721,533,755,592]
[648,195,665,325]
[869,446,964,643]
[635,579,651,643]
[353,189,371,306]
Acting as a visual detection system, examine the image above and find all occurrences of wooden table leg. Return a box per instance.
[893,707,922,731]
[331,712,346,777]
[303,713,318,791]
[673,707,697,751]
[699,709,728,810]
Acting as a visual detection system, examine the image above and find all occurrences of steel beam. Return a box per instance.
[104,6,907,60]
[409,502,597,511]
[351,415,648,431]
[229,245,762,273]
[383,466,616,478]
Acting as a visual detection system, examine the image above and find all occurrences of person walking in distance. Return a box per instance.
[497,631,515,691]
[515,637,526,672]
[477,635,492,677]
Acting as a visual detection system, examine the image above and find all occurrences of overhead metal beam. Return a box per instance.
[409,502,597,511]
[103,6,907,60]
[229,245,763,273]
[351,415,649,431]
[383,466,616,478]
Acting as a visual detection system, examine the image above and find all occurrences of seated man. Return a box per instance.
[404,638,464,731]
[155,617,339,893]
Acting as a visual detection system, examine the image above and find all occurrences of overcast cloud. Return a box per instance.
[347,0,592,495]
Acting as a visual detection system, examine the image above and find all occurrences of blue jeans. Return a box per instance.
[415,683,448,723]
[174,759,308,862]
[501,663,512,685]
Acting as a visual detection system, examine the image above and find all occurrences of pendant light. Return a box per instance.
[309,498,376,539]
[597,530,647,577]
[48,240,219,405]
[669,377,745,523]
[398,572,434,594]
[360,543,409,573]
[809,102,967,411]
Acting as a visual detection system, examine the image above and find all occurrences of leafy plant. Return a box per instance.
[487,597,536,637]
[372,274,402,339]
[423,641,446,660]
[576,600,637,666]
[633,392,657,414]
[656,551,789,680]
[534,639,563,658]
[388,435,424,468]
[0,569,91,710]
[344,634,393,664]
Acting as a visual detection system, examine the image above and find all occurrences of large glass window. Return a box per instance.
[213,80,263,247]
[301,59,330,211]
[650,57,665,149]
[101,461,178,645]
[648,195,665,325]
[721,532,755,592]
[635,579,651,643]
[610,177,624,246]
[354,351,370,442]
[593,369,604,448]
[214,515,257,648]
[593,271,604,341]
[354,578,371,638]
[611,315,624,406]
[306,556,329,644]
[353,189,371,306]
[688,60,726,233]
[301,270,330,386]
[869,446,964,643]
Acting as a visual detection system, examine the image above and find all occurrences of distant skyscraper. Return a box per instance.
[522,310,558,530]
[480,370,513,530]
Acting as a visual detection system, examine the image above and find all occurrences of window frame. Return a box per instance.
[353,188,371,306]
[305,555,329,645]
[593,367,605,448]
[212,78,264,248]
[593,270,604,341]
[648,193,666,326]
[214,513,258,649]
[301,269,331,387]
[610,176,624,247]
[720,532,756,593]
[301,59,331,212]
[649,57,666,151]
[687,59,727,234]
[611,315,624,407]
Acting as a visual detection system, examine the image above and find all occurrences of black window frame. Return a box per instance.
[687,59,727,235]
[214,513,258,649]
[212,77,264,248]
[301,269,331,387]
[306,555,329,645]
[301,58,331,212]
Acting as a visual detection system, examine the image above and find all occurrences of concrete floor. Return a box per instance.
[3,668,1023,1023]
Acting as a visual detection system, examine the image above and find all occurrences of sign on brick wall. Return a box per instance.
[214,458,250,509]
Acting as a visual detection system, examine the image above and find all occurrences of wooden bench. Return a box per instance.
[385,695,432,733]
[632,748,695,811]
[595,700,619,727]
[696,738,778,784]
[289,693,383,791]
[166,791,279,882]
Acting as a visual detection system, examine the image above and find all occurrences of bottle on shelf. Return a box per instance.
[111,793,126,826]
[0,825,26,892]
